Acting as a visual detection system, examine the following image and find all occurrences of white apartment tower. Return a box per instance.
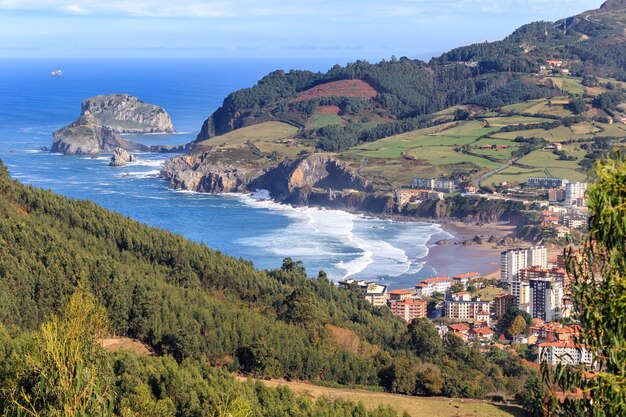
[565,182,588,206]
[500,246,547,285]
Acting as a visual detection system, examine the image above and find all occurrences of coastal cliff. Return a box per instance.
[161,152,392,213]
[51,94,178,155]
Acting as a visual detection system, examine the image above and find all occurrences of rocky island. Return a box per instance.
[51,94,183,155]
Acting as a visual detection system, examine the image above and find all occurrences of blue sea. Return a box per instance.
[0,59,452,288]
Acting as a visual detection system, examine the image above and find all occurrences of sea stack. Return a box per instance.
[51,94,174,155]
[109,147,137,167]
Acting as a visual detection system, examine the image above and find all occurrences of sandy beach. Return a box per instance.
[423,221,565,280]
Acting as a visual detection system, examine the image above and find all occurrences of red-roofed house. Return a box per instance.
[415,276,452,296]
[447,323,470,333]
[468,327,495,342]
[453,272,480,288]
[388,289,414,301]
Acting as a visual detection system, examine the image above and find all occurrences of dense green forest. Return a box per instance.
[0,162,537,409]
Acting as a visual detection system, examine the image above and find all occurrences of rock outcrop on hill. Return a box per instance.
[51,94,177,155]
[109,147,137,167]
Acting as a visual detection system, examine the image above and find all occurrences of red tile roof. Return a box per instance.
[453,272,479,279]
[448,323,470,332]
[421,276,451,284]
[389,289,413,295]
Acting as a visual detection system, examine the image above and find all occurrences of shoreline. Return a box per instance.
[221,188,559,285]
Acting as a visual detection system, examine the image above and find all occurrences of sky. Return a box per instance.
[0,0,603,61]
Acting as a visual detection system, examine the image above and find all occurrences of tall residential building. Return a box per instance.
[389,298,427,323]
[500,246,547,285]
[444,292,491,321]
[492,294,517,319]
[530,278,564,322]
[565,182,588,207]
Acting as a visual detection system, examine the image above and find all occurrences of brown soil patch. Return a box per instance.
[100,337,154,356]
[318,105,341,115]
[325,324,379,357]
[17,207,29,217]
[293,80,377,102]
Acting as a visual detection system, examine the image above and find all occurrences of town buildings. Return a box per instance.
[500,246,547,285]
[529,278,564,322]
[492,294,517,319]
[338,279,388,307]
[452,272,480,288]
[415,276,452,296]
[444,292,491,321]
[539,341,595,368]
[526,177,568,189]
[565,182,588,207]
[388,289,414,302]
[389,298,427,323]
[394,189,444,207]
[412,177,456,193]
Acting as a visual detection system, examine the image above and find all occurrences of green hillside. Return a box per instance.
[0,163,538,415]
[186,1,626,193]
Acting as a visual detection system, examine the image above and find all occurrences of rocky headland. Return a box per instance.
[161,150,394,213]
[51,94,185,155]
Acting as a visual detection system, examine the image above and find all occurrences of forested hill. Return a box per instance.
[195,1,625,144]
[0,162,536,403]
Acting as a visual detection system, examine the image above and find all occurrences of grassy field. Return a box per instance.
[482,147,587,186]
[491,122,626,142]
[485,116,550,126]
[311,113,344,129]
[196,121,308,157]
[346,121,498,159]
[500,99,544,113]
[238,377,527,417]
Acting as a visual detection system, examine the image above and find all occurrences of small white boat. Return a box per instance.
[51,69,63,77]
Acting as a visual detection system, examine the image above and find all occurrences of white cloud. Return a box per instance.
[63,3,86,13]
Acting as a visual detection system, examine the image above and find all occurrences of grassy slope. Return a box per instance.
[242,378,527,417]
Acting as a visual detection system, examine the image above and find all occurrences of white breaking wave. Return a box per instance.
[233,190,441,280]
[115,170,161,179]
[127,159,166,168]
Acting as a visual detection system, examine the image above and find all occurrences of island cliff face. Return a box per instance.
[51,94,177,155]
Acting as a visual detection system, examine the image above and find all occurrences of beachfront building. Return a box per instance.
[364,283,389,307]
[394,189,444,207]
[389,298,427,323]
[453,272,480,289]
[444,292,492,321]
[500,246,547,286]
[338,279,388,307]
[539,341,595,368]
[415,276,452,297]
[388,289,414,302]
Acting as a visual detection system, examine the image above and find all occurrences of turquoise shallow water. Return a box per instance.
[0,59,450,287]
